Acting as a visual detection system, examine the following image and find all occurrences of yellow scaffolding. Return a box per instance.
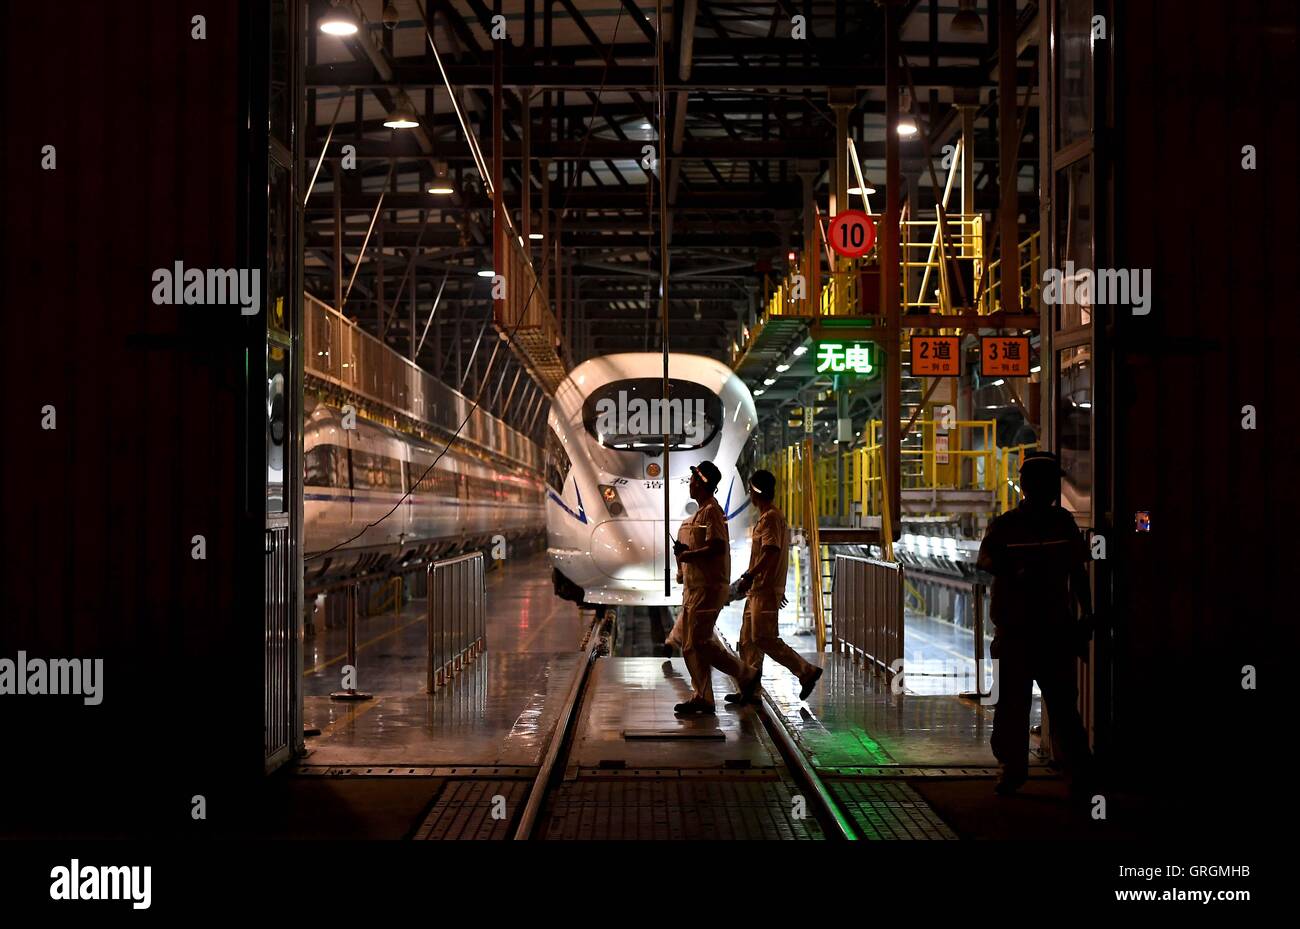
[758,420,1032,526]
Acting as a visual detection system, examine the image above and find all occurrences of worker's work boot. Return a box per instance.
[799,666,823,700]
[995,766,1028,796]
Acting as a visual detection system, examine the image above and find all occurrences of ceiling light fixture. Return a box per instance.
[775,363,790,372]
[319,5,360,35]
[427,162,454,194]
[383,102,419,129]
[848,182,877,195]
[529,232,544,240]
[754,389,765,396]
[763,378,776,386]
[477,270,496,278]
[792,345,808,357]
[951,0,984,34]
[897,91,919,136]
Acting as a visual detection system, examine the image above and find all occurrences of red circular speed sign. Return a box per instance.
[828,210,877,259]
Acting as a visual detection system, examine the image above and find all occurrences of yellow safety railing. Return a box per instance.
[765,255,818,319]
[740,213,981,363]
[998,443,1038,514]
[758,419,1031,527]
[902,213,985,313]
[981,230,1041,315]
[819,268,863,317]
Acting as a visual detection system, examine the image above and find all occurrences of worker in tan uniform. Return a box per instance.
[728,469,823,704]
[672,460,760,715]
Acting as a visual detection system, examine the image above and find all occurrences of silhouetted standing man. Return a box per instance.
[977,451,1095,798]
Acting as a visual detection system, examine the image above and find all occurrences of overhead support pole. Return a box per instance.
[526,387,548,431]
[416,268,450,355]
[541,157,551,304]
[796,160,820,309]
[332,165,343,310]
[499,367,523,415]
[828,88,855,219]
[667,0,698,212]
[656,0,672,599]
[342,163,395,309]
[883,1,902,544]
[998,0,1021,315]
[492,27,505,331]
[956,87,978,220]
[521,87,532,242]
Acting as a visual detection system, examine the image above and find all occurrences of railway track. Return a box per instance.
[511,608,859,841]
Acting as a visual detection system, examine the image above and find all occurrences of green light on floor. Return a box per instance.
[839,726,893,766]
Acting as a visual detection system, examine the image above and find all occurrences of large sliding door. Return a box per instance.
[1040,0,1110,754]
[264,0,304,772]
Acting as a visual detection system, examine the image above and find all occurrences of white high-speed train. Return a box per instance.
[546,353,757,606]
[304,397,545,585]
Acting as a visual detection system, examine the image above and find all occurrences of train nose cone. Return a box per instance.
[590,519,665,581]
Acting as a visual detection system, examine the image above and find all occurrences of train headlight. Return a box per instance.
[598,484,626,516]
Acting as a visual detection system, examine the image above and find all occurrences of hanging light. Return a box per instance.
[384,102,419,129]
[382,1,400,30]
[951,0,984,34]
[319,4,360,36]
[427,162,454,195]
[897,90,919,136]
[848,179,878,195]
[477,270,496,278]
[529,232,544,240]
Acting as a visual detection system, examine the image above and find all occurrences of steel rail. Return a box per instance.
[753,688,858,841]
[513,613,608,840]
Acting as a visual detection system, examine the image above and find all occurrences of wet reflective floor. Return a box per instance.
[567,656,782,771]
[302,552,583,767]
[302,551,1040,774]
[709,578,1039,770]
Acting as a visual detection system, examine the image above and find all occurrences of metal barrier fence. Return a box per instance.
[264,524,294,769]
[831,555,904,675]
[426,552,487,691]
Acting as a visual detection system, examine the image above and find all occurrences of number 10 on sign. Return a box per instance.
[828,210,877,259]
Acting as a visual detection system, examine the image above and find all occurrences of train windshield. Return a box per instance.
[582,378,723,451]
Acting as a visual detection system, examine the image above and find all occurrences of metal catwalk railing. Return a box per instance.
[305,293,542,472]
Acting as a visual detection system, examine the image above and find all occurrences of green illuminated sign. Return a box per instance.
[815,341,880,379]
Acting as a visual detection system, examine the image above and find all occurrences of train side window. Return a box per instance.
[305,445,341,487]
[545,427,571,493]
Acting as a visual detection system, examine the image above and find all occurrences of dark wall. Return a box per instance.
[0,1,266,835]
[1107,1,1297,790]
